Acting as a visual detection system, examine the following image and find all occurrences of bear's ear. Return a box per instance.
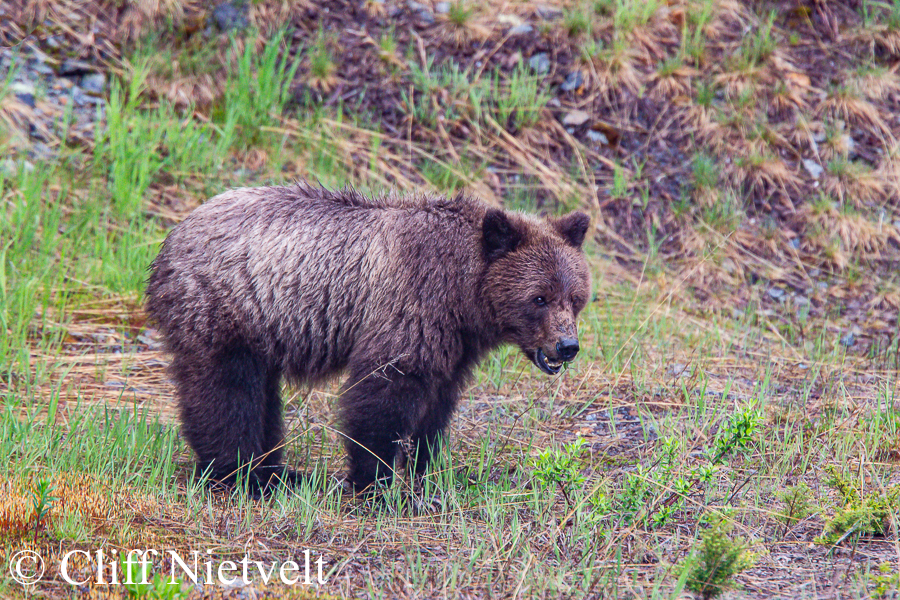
[483,209,524,261]
[553,212,591,249]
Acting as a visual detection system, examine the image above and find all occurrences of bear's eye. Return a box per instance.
[571,295,582,307]
[533,296,547,307]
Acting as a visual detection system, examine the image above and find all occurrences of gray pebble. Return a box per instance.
[562,109,590,126]
[29,142,53,160]
[587,130,608,145]
[839,332,855,347]
[667,363,691,378]
[10,81,35,96]
[508,23,533,36]
[0,158,34,178]
[802,158,823,179]
[536,5,562,19]
[59,58,94,76]
[767,286,785,300]
[528,53,550,75]
[435,1,450,13]
[211,2,249,32]
[15,92,35,108]
[560,70,584,92]
[80,72,106,96]
[407,0,434,22]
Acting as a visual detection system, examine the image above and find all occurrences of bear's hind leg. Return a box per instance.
[171,344,292,492]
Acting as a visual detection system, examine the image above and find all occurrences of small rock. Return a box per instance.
[528,53,550,75]
[508,23,533,36]
[810,125,826,143]
[560,70,584,92]
[587,130,609,145]
[536,5,562,19]
[58,58,94,76]
[802,158,823,179]
[211,1,249,32]
[407,0,435,22]
[29,142,53,161]
[71,86,91,106]
[29,123,50,141]
[668,363,691,378]
[32,62,54,75]
[547,97,560,108]
[788,237,800,249]
[840,332,855,347]
[45,35,62,50]
[14,92,35,108]
[767,286,785,300]
[10,81,35,96]
[0,158,34,178]
[435,1,450,13]
[80,72,106,96]
[562,110,590,127]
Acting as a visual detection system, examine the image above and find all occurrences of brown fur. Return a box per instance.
[145,183,591,492]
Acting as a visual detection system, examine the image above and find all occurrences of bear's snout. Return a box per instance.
[556,338,579,361]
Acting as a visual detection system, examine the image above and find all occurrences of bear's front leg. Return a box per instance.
[339,369,430,492]
[410,383,459,477]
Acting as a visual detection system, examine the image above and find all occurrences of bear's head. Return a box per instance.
[481,208,592,375]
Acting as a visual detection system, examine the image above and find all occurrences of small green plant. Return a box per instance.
[870,562,900,598]
[739,10,777,67]
[692,153,718,190]
[818,468,899,546]
[447,0,475,27]
[494,62,551,130]
[609,162,629,200]
[685,518,756,599]
[613,0,661,32]
[30,478,57,535]
[563,4,593,37]
[593,0,614,16]
[308,27,337,86]
[711,402,761,463]
[889,0,900,28]
[683,0,714,63]
[532,438,587,507]
[775,483,813,531]
[122,555,189,599]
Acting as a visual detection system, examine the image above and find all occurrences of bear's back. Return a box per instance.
[147,184,490,381]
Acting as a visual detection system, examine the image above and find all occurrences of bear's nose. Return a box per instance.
[556,338,580,361]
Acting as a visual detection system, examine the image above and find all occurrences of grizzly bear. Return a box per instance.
[145,183,591,493]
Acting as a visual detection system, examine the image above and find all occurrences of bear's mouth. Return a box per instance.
[534,348,564,375]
